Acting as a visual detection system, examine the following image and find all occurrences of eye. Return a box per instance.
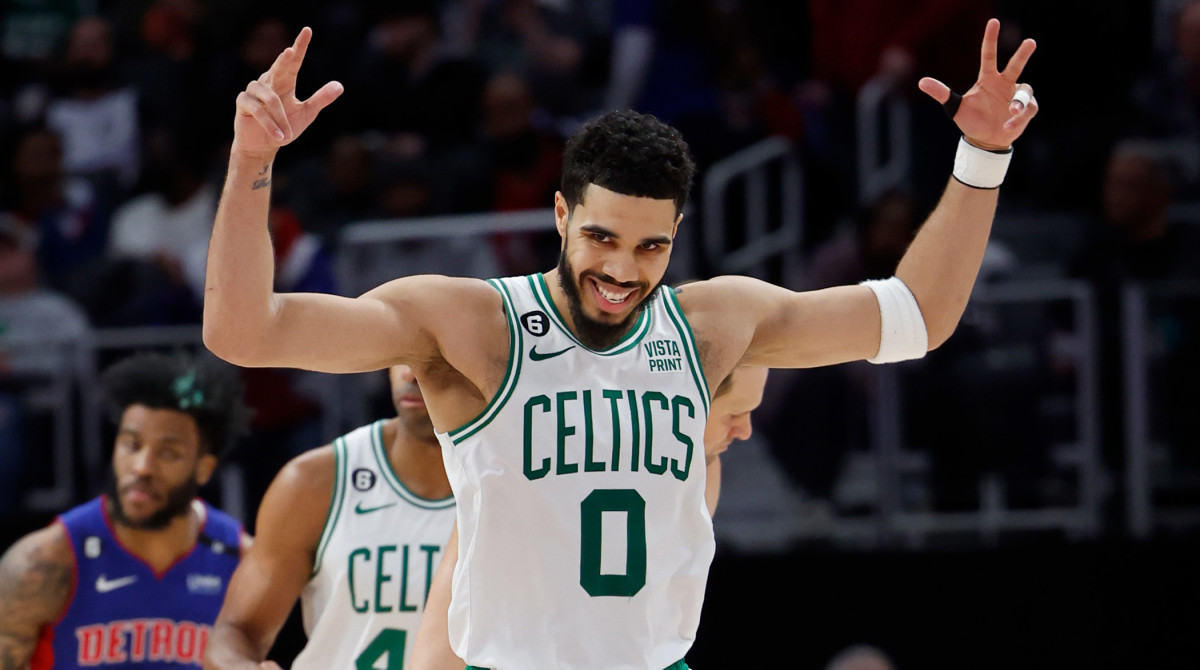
[589,232,611,244]
[640,241,661,251]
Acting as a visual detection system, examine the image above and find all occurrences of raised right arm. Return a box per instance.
[0,525,74,670]
[204,447,334,670]
[202,28,497,374]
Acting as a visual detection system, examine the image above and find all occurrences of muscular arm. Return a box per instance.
[201,28,504,377]
[408,521,463,670]
[204,448,334,670]
[0,526,74,670]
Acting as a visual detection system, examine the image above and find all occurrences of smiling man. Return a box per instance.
[203,365,454,670]
[0,352,251,669]
[204,19,1038,670]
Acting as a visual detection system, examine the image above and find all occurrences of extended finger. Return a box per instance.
[979,18,1000,75]
[277,27,313,86]
[247,80,294,140]
[301,80,345,116]
[1002,37,1037,83]
[237,91,286,141]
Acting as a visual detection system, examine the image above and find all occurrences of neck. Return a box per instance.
[105,497,201,573]
[383,417,451,500]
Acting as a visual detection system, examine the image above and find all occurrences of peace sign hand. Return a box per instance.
[918,19,1038,151]
[232,27,344,159]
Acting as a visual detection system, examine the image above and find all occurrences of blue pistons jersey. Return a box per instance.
[34,496,242,669]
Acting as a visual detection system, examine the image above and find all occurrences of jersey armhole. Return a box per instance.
[444,278,524,445]
[311,438,347,577]
[665,286,712,415]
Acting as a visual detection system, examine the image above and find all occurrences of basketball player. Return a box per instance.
[703,365,769,516]
[408,365,770,670]
[204,18,1038,669]
[0,351,252,669]
[202,365,454,670]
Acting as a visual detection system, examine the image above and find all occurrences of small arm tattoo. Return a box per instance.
[252,164,271,190]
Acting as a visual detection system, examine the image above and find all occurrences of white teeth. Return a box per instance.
[594,281,631,303]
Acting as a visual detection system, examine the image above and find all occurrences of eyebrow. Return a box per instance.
[579,224,673,247]
[117,428,186,445]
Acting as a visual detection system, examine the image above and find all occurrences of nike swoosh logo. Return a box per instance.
[95,574,138,593]
[529,345,575,361]
[355,501,398,515]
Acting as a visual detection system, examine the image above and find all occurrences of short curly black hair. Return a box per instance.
[561,110,695,217]
[100,351,252,460]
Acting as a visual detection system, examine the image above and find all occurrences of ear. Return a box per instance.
[554,191,570,239]
[194,452,218,487]
[672,212,682,238]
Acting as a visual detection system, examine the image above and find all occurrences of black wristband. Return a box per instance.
[942,91,963,120]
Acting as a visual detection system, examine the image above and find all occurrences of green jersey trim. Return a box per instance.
[448,278,524,444]
[530,273,651,355]
[664,287,711,415]
[370,419,455,510]
[311,437,347,577]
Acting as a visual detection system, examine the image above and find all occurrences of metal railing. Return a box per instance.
[856,74,913,206]
[701,136,804,286]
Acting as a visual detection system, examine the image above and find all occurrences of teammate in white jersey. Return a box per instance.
[203,19,1038,670]
[203,365,454,670]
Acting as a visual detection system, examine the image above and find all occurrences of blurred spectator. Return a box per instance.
[0,123,111,291]
[452,0,605,118]
[1130,0,1200,193]
[1069,138,1200,503]
[0,213,91,514]
[119,0,207,139]
[108,127,216,301]
[343,3,488,154]
[480,69,563,274]
[281,132,382,240]
[0,0,91,84]
[44,16,141,199]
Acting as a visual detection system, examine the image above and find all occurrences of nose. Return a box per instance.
[394,365,416,383]
[728,416,753,442]
[130,447,155,476]
[601,253,638,285]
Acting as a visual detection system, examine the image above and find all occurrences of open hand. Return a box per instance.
[917,18,1038,151]
[232,27,344,158]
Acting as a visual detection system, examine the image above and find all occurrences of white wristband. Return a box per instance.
[952,136,1013,189]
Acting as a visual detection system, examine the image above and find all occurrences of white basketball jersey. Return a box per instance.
[437,274,714,670]
[293,419,456,670]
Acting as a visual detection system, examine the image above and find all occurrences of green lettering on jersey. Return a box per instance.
[641,391,670,475]
[375,545,396,612]
[671,396,696,481]
[582,390,605,472]
[556,391,579,475]
[398,545,417,612]
[602,390,624,472]
[524,395,551,480]
[348,548,370,613]
[625,390,641,472]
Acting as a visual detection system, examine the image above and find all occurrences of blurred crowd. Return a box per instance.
[1,0,1199,540]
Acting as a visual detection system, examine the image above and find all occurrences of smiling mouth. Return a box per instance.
[588,277,637,313]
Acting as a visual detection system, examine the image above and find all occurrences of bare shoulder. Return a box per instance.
[0,522,75,630]
[672,276,785,381]
[253,445,337,552]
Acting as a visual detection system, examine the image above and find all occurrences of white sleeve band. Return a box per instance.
[952,136,1013,189]
[861,277,929,364]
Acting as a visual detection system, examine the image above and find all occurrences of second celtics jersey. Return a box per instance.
[292,420,456,670]
[437,274,714,670]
